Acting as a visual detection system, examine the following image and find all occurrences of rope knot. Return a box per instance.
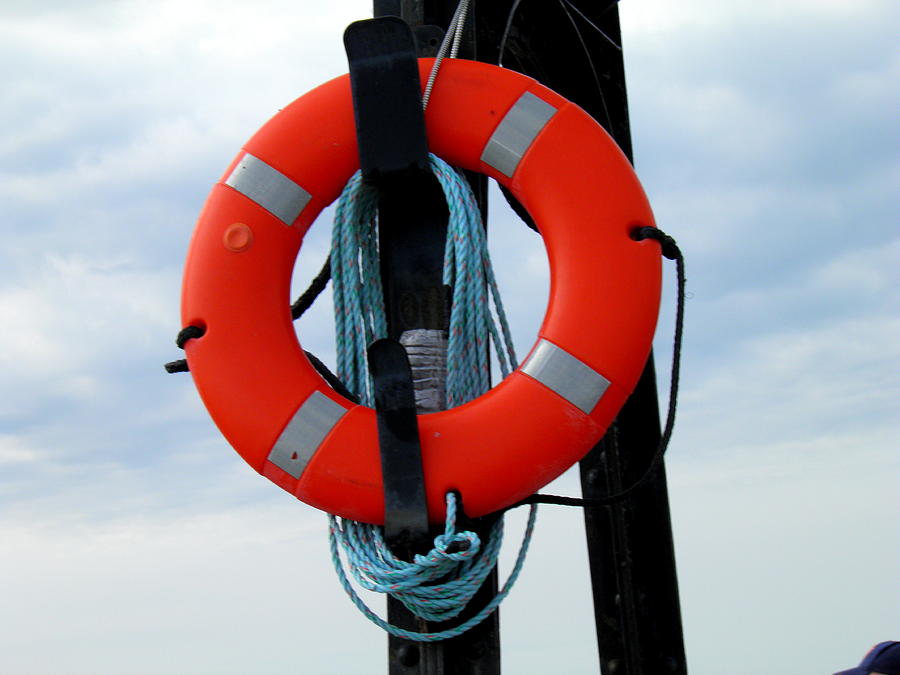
[330,492,537,635]
[433,530,480,560]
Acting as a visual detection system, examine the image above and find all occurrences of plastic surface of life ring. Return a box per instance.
[181,59,662,525]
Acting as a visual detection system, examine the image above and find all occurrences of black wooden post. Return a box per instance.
[470,2,688,672]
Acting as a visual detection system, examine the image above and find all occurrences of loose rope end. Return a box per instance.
[164,359,189,374]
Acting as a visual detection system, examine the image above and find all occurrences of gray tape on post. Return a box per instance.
[480,91,558,178]
[224,153,312,225]
[267,391,348,479]
[520,339,610,415]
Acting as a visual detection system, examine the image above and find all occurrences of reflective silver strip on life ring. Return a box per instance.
[224,153,312,226]
[481,91,558,178]
[520,339,610,415]
[267,391,348,479]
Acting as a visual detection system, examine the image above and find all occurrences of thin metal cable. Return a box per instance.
[560,0,622,51]
[556,0,613,133]
[498,0,524,67]
[422,0,470,109]
[449,0,470,58]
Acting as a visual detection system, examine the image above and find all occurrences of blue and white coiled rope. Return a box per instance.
[329,494,538,642]
[328,153,538,641]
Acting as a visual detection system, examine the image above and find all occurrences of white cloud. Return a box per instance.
[812,236,900,297]
[622,0,896,42]
[0,434,40,464]
[0,253,174,378]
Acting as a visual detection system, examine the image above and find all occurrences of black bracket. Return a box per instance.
[345,17,438,553]
[368,339,430,552]
[344,17,429,187]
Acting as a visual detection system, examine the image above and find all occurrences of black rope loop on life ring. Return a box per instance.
[632,225,681,260]
[176,325,205,349]
[163,325,206,373]
[508,225,686,510]
[164,319,357,404]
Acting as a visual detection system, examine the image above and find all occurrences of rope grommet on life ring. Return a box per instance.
[180,59,662,525]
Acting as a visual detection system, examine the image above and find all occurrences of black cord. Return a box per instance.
[291,256,331,320]
[164,359,190,374]
[164,325,206,373]
[305,350,360,404]
[506,226,685,510]
[176,325,205,349]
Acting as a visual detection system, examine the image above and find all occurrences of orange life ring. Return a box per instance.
[181,58,662,525]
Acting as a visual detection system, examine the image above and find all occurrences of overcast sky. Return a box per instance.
[1,1,897,674]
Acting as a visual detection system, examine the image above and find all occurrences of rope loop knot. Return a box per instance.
[428,531,479,562]
[331,493,503,624]
[331,493,538,641]
[633,225,682,260]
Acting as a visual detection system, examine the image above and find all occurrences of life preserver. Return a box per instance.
[181,58,661,525]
